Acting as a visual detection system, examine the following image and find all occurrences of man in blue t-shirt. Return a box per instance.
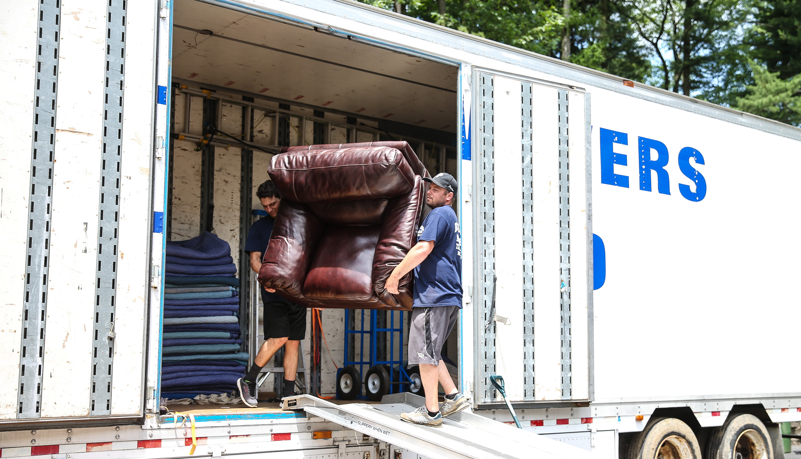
[237,180,307,407]
[386,172,466,427]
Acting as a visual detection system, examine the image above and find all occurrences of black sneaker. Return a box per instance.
[237,377,258,407]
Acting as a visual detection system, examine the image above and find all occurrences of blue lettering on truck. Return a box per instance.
[599,127,707,202]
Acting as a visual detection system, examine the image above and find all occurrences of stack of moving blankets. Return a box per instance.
[161,232,248,399]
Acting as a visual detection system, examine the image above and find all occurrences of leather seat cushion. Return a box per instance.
[303,225,381,303]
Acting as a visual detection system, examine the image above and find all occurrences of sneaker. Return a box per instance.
[400,406,442,427]
[237,378,258,407]
[440,392,469,418]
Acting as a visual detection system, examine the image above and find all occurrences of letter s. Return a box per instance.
[678,147,707,202]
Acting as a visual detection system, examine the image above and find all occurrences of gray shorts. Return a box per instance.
[408,306,459,366]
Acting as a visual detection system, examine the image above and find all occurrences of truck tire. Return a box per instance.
[365,365,390,401]
[627,417,702,459]
[336,366,361,400]
[706,414,773,459]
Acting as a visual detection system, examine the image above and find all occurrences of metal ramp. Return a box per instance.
[282,393,592,459]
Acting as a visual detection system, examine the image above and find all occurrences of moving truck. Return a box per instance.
[1,0,800,457]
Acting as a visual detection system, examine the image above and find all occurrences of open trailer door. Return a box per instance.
[0,0,159,422]
[472,70,594,407]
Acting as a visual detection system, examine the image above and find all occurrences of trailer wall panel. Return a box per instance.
[42,0,107,418]
[111,0,156,416]
[531,85,563,401]
[0,2,38,419]
[492,76,526,401]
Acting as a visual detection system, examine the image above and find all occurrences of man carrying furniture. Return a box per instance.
[385,172,467,427]
[237,180,307,407]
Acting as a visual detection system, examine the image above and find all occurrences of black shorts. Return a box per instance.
[262,297,307,341]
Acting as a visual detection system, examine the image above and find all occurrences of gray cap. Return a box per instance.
[423,172,458,193]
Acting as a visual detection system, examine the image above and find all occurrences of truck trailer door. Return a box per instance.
[0,0,158,421]
[473,70,593,406]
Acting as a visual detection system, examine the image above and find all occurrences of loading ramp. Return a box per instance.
[282,393,592,459]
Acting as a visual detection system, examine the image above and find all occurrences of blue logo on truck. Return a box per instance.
[600,128,707,202]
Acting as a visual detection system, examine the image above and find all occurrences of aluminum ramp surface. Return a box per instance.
[282,394,591,459]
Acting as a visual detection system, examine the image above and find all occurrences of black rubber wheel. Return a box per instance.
[627,417,702,459]
[365,365,391,402]
[336,366,361,400]
[406,365,425,397]
[706,414,773,459]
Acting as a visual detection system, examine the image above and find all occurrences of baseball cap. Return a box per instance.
[423,172,458,193]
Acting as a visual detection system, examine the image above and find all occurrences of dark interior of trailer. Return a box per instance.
[164,0,460,410]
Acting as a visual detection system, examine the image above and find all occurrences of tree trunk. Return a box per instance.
[438,0,446,15]
[682,0,694,95]
[561,0,571,61]
[600,0,608,69]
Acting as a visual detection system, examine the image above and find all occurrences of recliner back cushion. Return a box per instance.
[269,147,415,203]
[307,199,388,226]
[303,226,381,304]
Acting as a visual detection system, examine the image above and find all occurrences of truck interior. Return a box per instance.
[164,0,461,415]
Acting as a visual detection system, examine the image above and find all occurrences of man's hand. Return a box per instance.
[265,287,276,293]
[386,271,401,295]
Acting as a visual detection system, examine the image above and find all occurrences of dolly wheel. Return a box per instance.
[365,365,390,402]
[406,365,425,396]
[336,366,361,400]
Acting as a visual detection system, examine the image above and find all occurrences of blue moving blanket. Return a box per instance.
[164,286,235,294]
[161,344,241,355]
[165,263,237,276]
[162,361,244,371]
[164,296,239,306]
[163,338,242,347]
[168,273,236,278]
[165,275,240,287]
[161,374,242,390]
[164,304,239,313]
[163,310,237,319]
[163,316,238,325]
[162,332,234,340]
[166,255,233,266]
[162,369,245,381]
[163,291,236,300]
[162,352,249,366]
[166,232,231,260]
[163,324,241,333]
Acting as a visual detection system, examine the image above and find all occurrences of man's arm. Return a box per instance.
[250,251,277,293]
[249,251,262,274]
[385,241,434,294]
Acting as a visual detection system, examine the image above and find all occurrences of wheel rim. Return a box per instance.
[734,429,768,459]
[656,435,694,459]
[367,373,381,394]
[409,373,422,393]
[339,374,353,393]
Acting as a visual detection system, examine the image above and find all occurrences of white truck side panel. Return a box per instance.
[111,0,156,416]
[531,85,563,401]
[492,76,526,400]
[567,91,589,400]
[41,0,107,418]
[591,87,801,401]
[0,1,38,419]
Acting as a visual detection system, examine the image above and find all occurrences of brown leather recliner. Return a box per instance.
[258,141,428,311]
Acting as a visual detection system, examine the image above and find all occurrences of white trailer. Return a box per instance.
[1,0,800,458]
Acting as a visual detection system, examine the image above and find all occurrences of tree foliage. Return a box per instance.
[356,0,801,126]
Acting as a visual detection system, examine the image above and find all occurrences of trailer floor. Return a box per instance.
[164,396,380,420]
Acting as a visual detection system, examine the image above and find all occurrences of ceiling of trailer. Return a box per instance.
[173,0,459,133]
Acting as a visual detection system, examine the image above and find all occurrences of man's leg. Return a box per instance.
[254,337,289,367]
[420,363,440,412]
[438,360,457,396]
[281,339,300,396]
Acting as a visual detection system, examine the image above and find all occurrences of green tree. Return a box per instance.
[751,0,801,80]
[614,0,749,96]
[735,61,801,126]
[569,0,652,82]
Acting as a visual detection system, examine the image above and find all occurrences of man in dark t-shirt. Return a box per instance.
[386,172,466,427]
[237,180,307,407]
